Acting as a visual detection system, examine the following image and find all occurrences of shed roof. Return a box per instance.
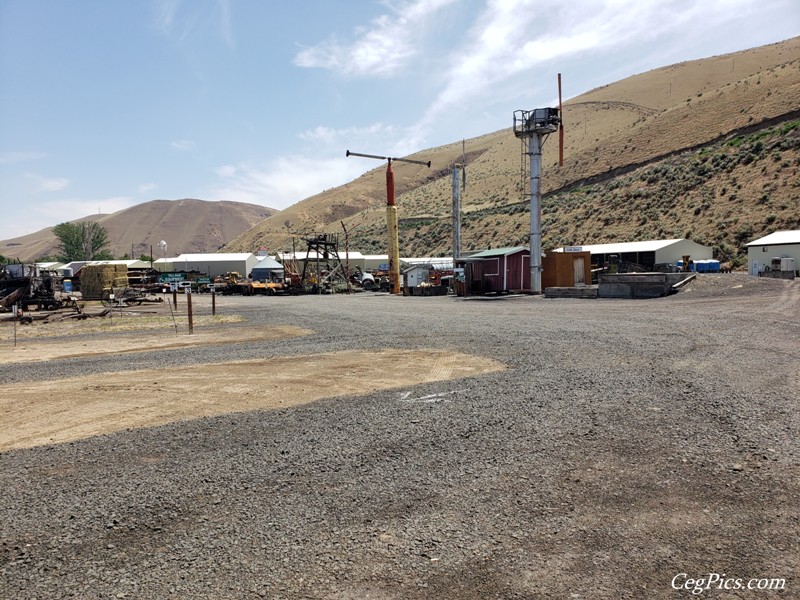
[252,256,283,270]
[88,259,149,268]
[467,246,528,259]
[276,251,364,261]
[747,230,800,246]
[175,253,255,261]
[402,257,453,269]
[402,264,431,274]
[61,261,89,271]
[553,239,697,254]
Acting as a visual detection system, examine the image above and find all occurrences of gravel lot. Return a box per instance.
[2,273,798,599]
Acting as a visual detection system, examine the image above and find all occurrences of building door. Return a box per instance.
[573,257,585,286]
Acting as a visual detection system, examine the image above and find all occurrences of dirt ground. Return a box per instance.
[0,322,311,364]
[0,343,505,451]
[2,277,798,599]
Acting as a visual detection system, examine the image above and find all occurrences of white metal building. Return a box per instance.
[361,254,389,271]
[403,264,430,288]
[401,257,454,270]
[250,256,285,281]
[153,253,258,277]
[89,259,153,269]
[553,238,712,269]
[747,230,800,275]
[276,251,366,273]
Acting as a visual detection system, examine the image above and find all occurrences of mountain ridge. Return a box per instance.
[222,36,800,261]
[1,199,276,262]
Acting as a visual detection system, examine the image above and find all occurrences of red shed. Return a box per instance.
[462,246,531,294]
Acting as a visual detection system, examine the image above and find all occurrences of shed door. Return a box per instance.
[573,257,585,286]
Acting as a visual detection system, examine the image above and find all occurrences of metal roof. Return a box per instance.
[553,239,691,254]
[747,230,800,246]
[88,260,150,267]
[277,251,364,260]
[402,258,454,270]
[251,256,283,269]
[175,253,255,261]
[402,256,452,264]
[467,246,529,259]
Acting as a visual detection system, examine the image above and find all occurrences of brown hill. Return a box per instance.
[224,36,800,262]
[1,199,276,262]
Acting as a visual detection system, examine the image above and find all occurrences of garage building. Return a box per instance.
[154,253,259,277]
[747,230,800,276]
[553,238,712,270]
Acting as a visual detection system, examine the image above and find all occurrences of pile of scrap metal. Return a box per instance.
[101,286,164,307]
[0,263,69,312]
[217,272,288,296]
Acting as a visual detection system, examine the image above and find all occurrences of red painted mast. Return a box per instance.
[346,150,430,295]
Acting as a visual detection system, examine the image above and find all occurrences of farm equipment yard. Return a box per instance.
[1,274,798,599]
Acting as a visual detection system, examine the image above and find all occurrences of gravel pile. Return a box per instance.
[2,273,798,599]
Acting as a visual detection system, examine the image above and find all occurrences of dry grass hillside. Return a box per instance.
[1,199,276,262]
[225,37,800,263]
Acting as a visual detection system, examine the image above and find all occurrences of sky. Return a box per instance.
[1,0,798,240]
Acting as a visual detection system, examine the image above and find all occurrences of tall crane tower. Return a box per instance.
[513,73,564,294]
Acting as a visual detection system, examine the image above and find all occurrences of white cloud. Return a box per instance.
[409,0,771,141]
[153,0,234,47]
[214,165,237,178]
[138,182,158,194]
[0,151,47,165]
[293,0,458,77]
[25,172,70,192]
[1,196,141,239]
[10,197,136,237]
[298,123,397,145]
[171,139,196,151]
[38,197,136,219]
[211,155,366,209]
[219,0,234,48]
[153,0,181,34]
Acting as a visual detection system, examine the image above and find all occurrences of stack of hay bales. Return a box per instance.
[80,264,128,300]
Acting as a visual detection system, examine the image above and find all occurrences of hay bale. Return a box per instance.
[80,264,128,300]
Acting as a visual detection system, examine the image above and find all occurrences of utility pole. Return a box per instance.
[341,221,352,293]
[346,150,431,294]
[452,140,466,261]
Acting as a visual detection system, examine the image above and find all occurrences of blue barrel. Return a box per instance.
[63,279,73,293]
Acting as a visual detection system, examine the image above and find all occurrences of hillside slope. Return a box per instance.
[1,199,276,262]
[224,36,800,261]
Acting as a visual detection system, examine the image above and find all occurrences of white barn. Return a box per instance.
[747,230,800,276]
[154,253,258,277]
[554,238,712,269]
[276,251,367,273]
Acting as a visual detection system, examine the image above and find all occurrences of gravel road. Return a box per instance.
[2,273,798,599]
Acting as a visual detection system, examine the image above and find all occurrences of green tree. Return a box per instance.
[0,254,7,264]
[93,250,115,260]
[52,221,110,261]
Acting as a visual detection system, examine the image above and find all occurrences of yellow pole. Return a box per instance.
[387,204,400,294]
[386,161,401,294]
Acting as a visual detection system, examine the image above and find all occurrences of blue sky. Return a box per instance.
[1,0,798,240]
